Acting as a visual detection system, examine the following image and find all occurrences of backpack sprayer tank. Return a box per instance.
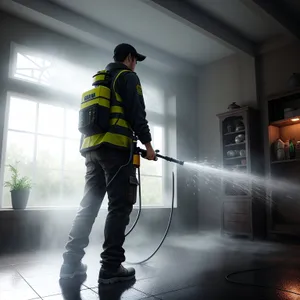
[78,71,112,136]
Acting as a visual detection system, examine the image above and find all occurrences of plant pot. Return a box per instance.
[11,189,30,209]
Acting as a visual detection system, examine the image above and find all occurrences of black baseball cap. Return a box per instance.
[113,43,146,62]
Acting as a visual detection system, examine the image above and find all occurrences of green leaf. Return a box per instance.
[3,162,33,191]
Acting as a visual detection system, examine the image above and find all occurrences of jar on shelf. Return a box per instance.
[240,149,246,157]
[227,124,233,133]
[273,138,285,161]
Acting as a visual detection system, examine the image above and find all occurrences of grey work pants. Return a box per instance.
[62,146,136,270]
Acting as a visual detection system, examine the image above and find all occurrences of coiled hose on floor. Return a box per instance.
[225,266,300,296]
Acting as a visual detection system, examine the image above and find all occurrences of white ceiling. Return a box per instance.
[49,0,234,65]
[0,0,294,73]
[188,0,288,42]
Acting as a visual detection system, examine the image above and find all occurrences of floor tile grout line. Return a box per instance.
[83,281,159,298]
[132,287,155,298]
[134,282,201,299]
[14,267,43,300]
[11,263,87,299]
[84,285,99,294]
[82,275,157,289]
[133,286,163,298]
[27,287,90,299]
[83,282,99,289]
[83,284,159,299]
[141,296,162,300]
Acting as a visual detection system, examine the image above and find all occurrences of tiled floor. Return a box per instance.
[1,231,300,299]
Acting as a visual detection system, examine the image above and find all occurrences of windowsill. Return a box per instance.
[0,205,176,211]
[0,207,78,211]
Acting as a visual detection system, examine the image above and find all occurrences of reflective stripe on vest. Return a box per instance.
[111,105,124,114]
[81,132,132,149]
[80,69,132,152]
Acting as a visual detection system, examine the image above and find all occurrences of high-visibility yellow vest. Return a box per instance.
[80,69,133,153]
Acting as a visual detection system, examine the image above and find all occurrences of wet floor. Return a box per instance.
[1,231,300,299]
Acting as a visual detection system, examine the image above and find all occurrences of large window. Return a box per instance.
[2,96,164,207]
[3,96,85,207]
[1,45,167,208]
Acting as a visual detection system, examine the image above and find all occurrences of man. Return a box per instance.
[60,43,156,284]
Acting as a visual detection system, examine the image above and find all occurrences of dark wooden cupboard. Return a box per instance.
[217,106,265,239]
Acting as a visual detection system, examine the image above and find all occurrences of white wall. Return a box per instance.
[197,53,257,229]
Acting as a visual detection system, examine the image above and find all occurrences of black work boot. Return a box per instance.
[98,265,135,284]
[60,263,87,279]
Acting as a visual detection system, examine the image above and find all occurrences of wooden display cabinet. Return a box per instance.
[217,107,265,239]
[267,88,300,237]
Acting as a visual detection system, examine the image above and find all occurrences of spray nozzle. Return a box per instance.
[136,147,184,166]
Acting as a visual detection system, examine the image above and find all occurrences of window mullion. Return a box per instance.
[61,108,67,202]
[31,102,39,205]
[0,95,11,208]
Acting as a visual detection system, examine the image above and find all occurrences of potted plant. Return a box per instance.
[4,163,32,209]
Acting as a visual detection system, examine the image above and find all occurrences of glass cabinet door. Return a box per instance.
[221,115,249,196]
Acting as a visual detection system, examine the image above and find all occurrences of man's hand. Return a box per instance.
[145,143,157,161]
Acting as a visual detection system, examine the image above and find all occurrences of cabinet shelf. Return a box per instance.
[271,158,300,164]
[225,141,246,147]
[224,130,245,136]
[270,118,300,127]
[225,156,246,161]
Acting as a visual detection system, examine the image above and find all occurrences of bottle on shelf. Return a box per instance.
[296,141,300,159]
[290,139,296,159]
[273,138,285,161]
[284,140,290,160]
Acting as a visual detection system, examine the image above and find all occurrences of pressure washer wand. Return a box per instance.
[137,148,184,166]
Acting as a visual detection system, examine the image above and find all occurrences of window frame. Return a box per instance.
[1,93,171,209]
[0,92,11,209]
[9,42,55,87]
[1,92,86,208]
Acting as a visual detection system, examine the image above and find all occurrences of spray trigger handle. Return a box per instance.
[138,148,147,158]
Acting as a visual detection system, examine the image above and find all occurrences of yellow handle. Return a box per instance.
[133,154,140,168]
